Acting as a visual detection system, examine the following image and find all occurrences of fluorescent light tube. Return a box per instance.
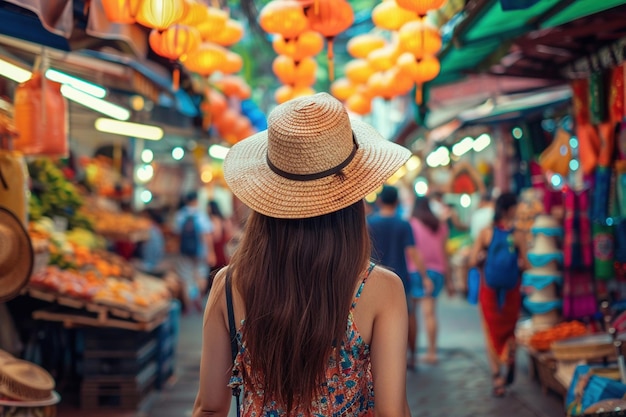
[46,69,106,98]
[209,144,230,160]
[95,118,163,140]
[61,85,130,120]
[0,59,31,83]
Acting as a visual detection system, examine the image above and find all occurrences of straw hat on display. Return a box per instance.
[528,234,560,255]
[0,358,55,401]
[531,214,563,236]
[223,93,412,219]
[0,207,33,303]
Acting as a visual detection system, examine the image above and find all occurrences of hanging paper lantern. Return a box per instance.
[396,0,446,16]
[397,52,440,104]
[371,0,417,31]
[344,59,375,85]
[214,108,239,135]
[272,30,324,61]
[149,25,201,89]
[205,19,244,47]
[347,34,387,59]
[367,44,400,72]
[178,0,208,26]
[368,68,413,100]
[149,25,200,60]
[259,0,309,40]
[214,76,251,100]
[398,20,442,59]
[101,0,142,24]
[221,51,244,75]
[204,88,227,116]
[136,0,186,31]
[274,85,315,104]
[272,56,317,86]
[346,93,371,115]
[305,0,354,80]
[196,7,229,40]
[330,78,356,101]
[183,43,228,76]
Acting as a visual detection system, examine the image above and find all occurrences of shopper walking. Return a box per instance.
[367,185,430,371]
[407,196,450,365]
[193,93,412,417]
[174,191,215,312]
[205,200,233,293]
[469,192,528,397]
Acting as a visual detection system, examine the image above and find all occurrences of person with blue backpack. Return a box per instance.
[469,192,529,398]
[174,191,216,313]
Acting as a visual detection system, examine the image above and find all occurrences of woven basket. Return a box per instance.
[552,334,615,361]
[0,359,55,401]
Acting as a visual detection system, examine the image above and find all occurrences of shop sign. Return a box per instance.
[563,37,626,79]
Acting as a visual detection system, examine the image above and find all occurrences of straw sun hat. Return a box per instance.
[223,93,412,219]
[0,207,33,303]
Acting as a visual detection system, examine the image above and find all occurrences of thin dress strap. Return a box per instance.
[351,262,375,310]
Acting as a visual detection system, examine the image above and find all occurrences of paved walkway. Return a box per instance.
[148,294,564,417]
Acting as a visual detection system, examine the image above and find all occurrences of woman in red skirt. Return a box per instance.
[470,193,528,397]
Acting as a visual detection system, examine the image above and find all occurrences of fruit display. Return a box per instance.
[81,206,151,240]
[28,158,94,231]
[528,321,588,351]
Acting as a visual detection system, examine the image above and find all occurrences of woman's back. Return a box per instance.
[408,218,448,273]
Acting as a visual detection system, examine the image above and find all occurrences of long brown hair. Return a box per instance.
[229,200,371,411]
[412,196,440,233]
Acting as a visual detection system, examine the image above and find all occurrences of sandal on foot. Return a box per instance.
[505,362,516,386]
[492,373,506,398]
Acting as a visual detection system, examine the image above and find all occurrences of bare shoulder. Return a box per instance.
[365,266,405,301]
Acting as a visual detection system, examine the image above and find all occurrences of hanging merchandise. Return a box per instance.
[371,0,417,31]
[538,127,572,177]
[591,166,612,223]
[592,223,615,280]
[589,72,607,125]
[572,79,600,175]
[101,0,142,24]
[13,72,68,157]
[272,31,325,62]
[610,64,624,125]
[563,189,593,269]
[0,150,28,225]
[136,0,186,31]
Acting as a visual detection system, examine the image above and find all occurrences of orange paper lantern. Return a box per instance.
[214,76,251,100]
[149,25,200,60]
[330,78,356,101]
[274,85,315,104]
[272,30,324,61]
[347,34,386,59]
[136,0,186,31]
[399,20,442,59]
[371,0,417,31]
[196,7,229,39]
[101,0,142,24]
[204,88,227,115]
[272,56,317,86]
[367,68,413,100]
[345,93,371,115]
[396,0,446,16]
[397,52,440,103]
[205,19,244,47]
[178,0,208,26]
[305,0,354,80]
[259,0,309,40]
[344,59,375,85]
[221,52,244,75]
[183,43,228,75]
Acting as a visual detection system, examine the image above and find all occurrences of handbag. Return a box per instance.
[226,271,242,417]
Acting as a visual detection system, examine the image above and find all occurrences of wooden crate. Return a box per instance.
[528,349,568,398]
[80,362,157,410]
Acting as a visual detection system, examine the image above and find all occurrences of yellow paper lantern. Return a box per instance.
[272,56,317,86]
[399,20,442,59]
[183,43,228,76]
[367,44,400,72]
[275,85,294,104]
[397,52,440,83]
[178,0,208,26]
[344,59,375,85]
[371,0,417,31]
[260,0,309,40]
[396,0,446,16]
[101,0,142,24]
[136,0,186,31]
[347,34,387,59]
[148,25,200,61]
[330,78,356,101]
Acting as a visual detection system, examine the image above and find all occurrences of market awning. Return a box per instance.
[437,0,626,84]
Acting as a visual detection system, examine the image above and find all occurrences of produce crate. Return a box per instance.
[80,362,157,409]
[528,349,567,398]
[154,301,181,389]
[80,339,158,377]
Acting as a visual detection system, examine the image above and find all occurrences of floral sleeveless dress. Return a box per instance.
[228,264,375,417]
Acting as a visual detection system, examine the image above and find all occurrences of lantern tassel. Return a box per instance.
[415,83,423,105]
[327,37,335,81]
[173,67,180,91]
